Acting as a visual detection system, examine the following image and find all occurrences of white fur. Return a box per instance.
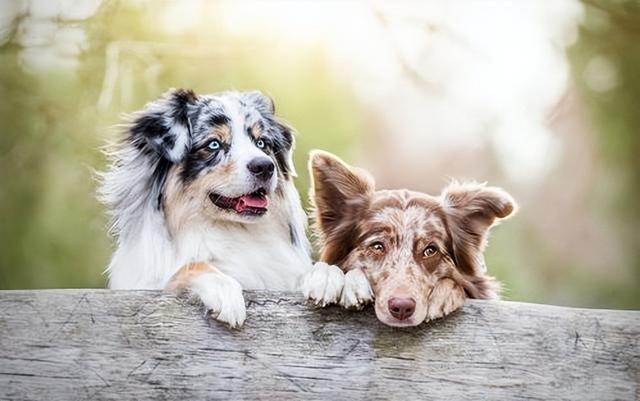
[340,268,374,309]
[106,179,311,291]
[191,271,246,328]
[101,92,313,328]
[225,124,277,196]
[300,262,345,306]
[166,123,190,162]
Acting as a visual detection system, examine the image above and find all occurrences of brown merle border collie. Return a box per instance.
[301,151,517,327]
[99,89,312,328]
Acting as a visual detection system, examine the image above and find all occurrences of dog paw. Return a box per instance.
[426,279,466,321]
[301,262,345,306]
[193,274,247,328]
[340,268,373,309]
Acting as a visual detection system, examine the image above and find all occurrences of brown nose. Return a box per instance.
[388,297,416,320]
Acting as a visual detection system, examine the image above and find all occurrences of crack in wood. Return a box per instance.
[0,289,637,401]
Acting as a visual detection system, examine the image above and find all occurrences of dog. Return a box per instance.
[99,88,312,328]
[301,151,516,327]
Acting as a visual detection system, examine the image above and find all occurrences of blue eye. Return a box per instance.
[207,140,221,151]
[256,139,266,149]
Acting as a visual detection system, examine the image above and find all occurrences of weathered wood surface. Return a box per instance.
[0,290,638,401]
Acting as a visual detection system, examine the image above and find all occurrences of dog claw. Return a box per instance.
[301,262,345,306]
[340,268,373,309]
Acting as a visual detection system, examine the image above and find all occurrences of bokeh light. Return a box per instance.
[1,0,638,309]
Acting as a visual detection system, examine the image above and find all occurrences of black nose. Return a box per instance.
[247,157,275,179]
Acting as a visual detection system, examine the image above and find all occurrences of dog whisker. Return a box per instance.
[99,89,313,328]
[303,150,516,327]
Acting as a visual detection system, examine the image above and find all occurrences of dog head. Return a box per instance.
[309,150,516,327]
[124,88,295,231]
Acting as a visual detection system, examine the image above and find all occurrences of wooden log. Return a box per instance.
[0,289,638,400]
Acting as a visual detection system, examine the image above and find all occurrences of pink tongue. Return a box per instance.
[234,195,268,212]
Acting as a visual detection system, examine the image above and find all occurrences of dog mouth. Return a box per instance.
[374,297,422,327]
[209,188,268,215]
[381,316,419,327]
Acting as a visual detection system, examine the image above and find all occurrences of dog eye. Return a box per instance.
[207,139,221,151]
[423,244,438,257]
[256,139,266,149]
[370,242,385,253]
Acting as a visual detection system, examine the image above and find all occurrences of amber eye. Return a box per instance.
[370,242,385,254]
[423,244,438,257]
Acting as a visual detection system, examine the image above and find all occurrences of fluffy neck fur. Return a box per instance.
[98,141,311,290]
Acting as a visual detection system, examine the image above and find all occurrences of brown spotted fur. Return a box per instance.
[309,150,517,326]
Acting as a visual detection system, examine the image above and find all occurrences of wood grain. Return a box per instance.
[0,289,638,400]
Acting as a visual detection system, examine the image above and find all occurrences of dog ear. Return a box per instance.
[441,181,516,279]
[309,150,374,264]
[129,88,198,163]
[273,119,296,178]
[244,90,275,114]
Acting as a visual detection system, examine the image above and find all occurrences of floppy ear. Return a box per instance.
[441,181,517,278]
[129,88,198,163]
[309,150,375,264]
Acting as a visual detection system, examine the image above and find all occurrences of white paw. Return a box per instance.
[192,273,247,328]
[340,268,373,309]
[301,262,345,306]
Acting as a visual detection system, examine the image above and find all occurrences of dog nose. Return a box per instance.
[388,297,416,320]
[247,157,275,179]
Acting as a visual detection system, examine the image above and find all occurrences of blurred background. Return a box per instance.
[0,0,638,309]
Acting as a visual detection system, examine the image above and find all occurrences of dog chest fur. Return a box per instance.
[106,181,310,291]
[101,89,312,298]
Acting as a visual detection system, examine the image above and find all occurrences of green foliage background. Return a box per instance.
[0,3,363,289]
[0,1,638,309]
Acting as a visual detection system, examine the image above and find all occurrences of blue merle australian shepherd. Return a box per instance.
[99,89,312,327]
